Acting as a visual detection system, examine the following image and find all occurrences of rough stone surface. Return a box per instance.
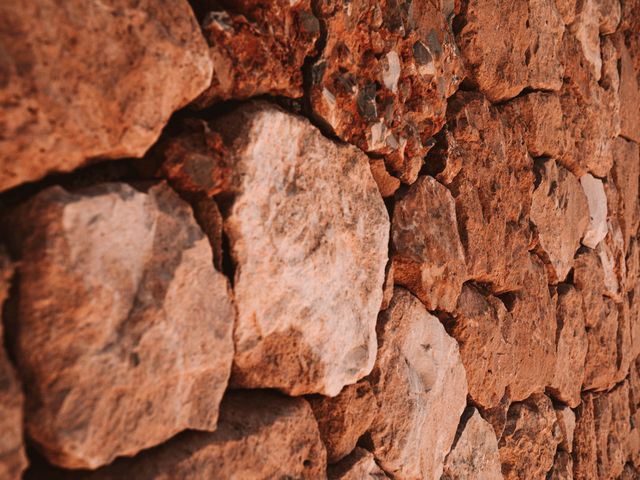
[308,380,377,464]
[555,406,576,454]
[610,137,640,250]
[309,0,464,183]
[615,33,640,143]
[5,182,235,469]
[548,285,588,407]
[497,393,560,480]
[0,0,212,192]
[369,159,401,198]
[580,174,609,249]
[573,249,607,328]
[328,448,388,480]
[547,450,573,480]
[368,288,468,479]
[193,0,319,106]
[530,159,589,282]
[456,0,564,102]
[573,394,598,480]
[213,103,389,397]
[391,175,466,312]
[583,298,620,391]
[441,408,503,480]
[77,391,327,479]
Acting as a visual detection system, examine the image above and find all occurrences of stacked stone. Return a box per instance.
[0,0,638,479]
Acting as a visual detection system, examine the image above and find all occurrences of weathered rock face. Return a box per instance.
[308,380,378,464]
[554,406,575,453]
[573,249,607,328]
[391,175,466,312]
[0,0,212,192]
[614,33,640,143]
[211,103,389,397]
[497,393,560,480]
[309,0,464,183]
[530,159,589,282]
[328,448,388,480]
[0,252,27,480]
[5,182,235,469]
[583,298,620,391]
[573,394,598,480]
[193,0,319,106]
[368,288,468,479]
[79,391,327,479]
[610,137,640,249]
[547,450,573,480]
[456,0,564,102]
[580,174,609,249]
[442,408,503,480]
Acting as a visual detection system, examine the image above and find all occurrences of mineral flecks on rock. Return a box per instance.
[5,182,235,469]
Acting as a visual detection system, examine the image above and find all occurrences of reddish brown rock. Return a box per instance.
[530,160,589,282]
[328,448,389,480]
[548,285,587,407]
[212,104,389,397]
[580,174,609,249]
[583,298,620,391]
[439,92,533,293]
[442,408,503,480]
[0,0,212,192]
[573,249,606,329]
[0,252,27,480]
[547,450,573,480]
[555,406,576,453]
[368,288,468,479]
[193,0,319,106]
[456,0,564,102]
[619,464,640,480]
[573,394,598,480]
[309,0,464,183]
[308,380,377,464]
[6,182,235,469]
[369,159,401,198]
[81,391,326,479]
[497,393,561,480]
[615,34,640,143]
[610,137,640,250]
[391,175,467,312]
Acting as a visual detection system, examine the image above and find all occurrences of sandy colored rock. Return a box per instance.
[0,252,27,480]
[442,408,503,480]
[497,393,560,480]
[547,450,573,480]
[0,0,212,192]
[456,0,564,102]
[309,0,464,183]
[583,298,620,391]
[193,0,319,106]
[368,288,468,479]
[580,174,609,248]
[450,284,514,410]
[79,391,327,479]
[439,92,533,293]
[308,380,378,464]
[328,448,388,480]
[548,285,588,407]
[6,182,235,469]
[212,103,389,397]
[555,406,576,453]
[391,175,466,312]
[531,160,589,282]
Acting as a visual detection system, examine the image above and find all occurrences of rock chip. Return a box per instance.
[308,380,378,464]
[0,0,212,192]
[391,175,466,312]
[442,408,503,480]
[456,0,564,102]
[368,288,467,479]
[573,249,606,328]
[5,182,235,469]
[580,174,609,249]
[309,0,464,183]
[497,393,560,480]
[328,448,388,480]
[211,103,389,396]
[193,0,319,106]
[554,406,576,453]
[548,285,588,407]
[531,160,589,282]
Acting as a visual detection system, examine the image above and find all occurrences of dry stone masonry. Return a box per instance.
[0,0,638,479]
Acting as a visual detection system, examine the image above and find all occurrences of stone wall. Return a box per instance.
[0,0,639,479]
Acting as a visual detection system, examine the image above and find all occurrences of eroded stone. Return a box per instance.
[583,298,620,391]
[610,137,640,250]
[573,394,598,480]
[555,406,576,453]
[580,174,609,248]
[328,448,388,480]
[547,450,573,480]
[573,249,607,328]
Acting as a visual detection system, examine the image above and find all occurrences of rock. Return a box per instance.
[309,0,464,183]
[456,0,564,102]
[439,92,533,293]
[369,159,401,198]
[0,252,27,480]
[596,0,622,34]
[0,0,212,192]
[308,380,378,464]
[573,249,606,328]
[328,448,388,480]
[547,285,588,407]
[381,262,395,312]
[368,288,467,479]
[583,298,620,391]
[547,450,573,480]
[479,393,512,441]
[615,35,640,143]
[573,394,598,480]
[555,406,576,453]
[211,103,389,397]
[530,160,589,282]
[5,182,235,469]
[391,175,467,312]
[441,408,503,480]
[193,0,319,106]
[569,0,604,79]
[497,393,560,480]
[450,284,514,410]
[580,174,609,248]
[596,191,626,302]
[554,0,577,24]
[610,137,640,249]
[619,464,640,480]
[80,391,327,479]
